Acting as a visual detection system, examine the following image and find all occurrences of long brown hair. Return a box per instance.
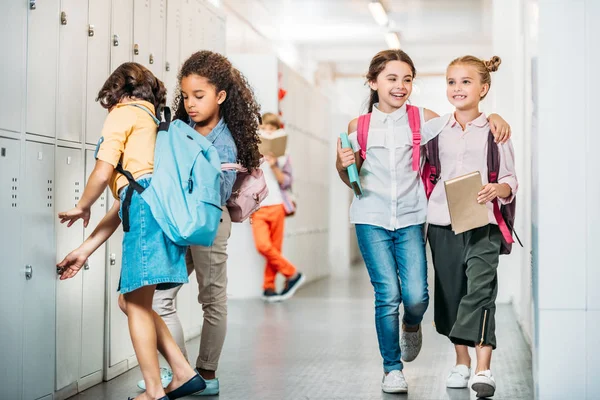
[365,50,417,113]
[173,51,261,170]
[448,55,502,100]
[97,62,166,113]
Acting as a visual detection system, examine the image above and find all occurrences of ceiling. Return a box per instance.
[223,0,493,78]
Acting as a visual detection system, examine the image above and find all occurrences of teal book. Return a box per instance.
[340,133,363,197]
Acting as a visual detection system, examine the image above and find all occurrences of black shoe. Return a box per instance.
[279,273,306,301]
[166,373,206,399]
[262,288,281,302]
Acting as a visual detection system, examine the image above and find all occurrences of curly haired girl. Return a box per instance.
[137,51,263,396]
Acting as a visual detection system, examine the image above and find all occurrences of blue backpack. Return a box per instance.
[116,104,223,247]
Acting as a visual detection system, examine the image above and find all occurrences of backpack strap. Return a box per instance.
[425,135,441,185]
[487,132,514,245]
[357,113,371,160]
[126,103,161,126]
[406,105,421,172]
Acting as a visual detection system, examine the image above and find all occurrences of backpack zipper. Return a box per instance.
[187,150,203,194]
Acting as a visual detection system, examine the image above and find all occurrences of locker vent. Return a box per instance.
[11,177,18,208]
[47,179,53,208]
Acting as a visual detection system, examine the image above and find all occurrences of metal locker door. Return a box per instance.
[133,0,151,68]
[165,0,182,106]
[180,0,195,62]
[196,1,206,51]
[0,3,26,134]
[54,146,85,391]
[86,0,111,145]
[217,16,226,54]
[57,0,89,143]
[26,0,60,138]
[22,141,55,400]
[111,0,134,72]
[80,150,106,381]
[0,138,23,400]
[105,196,135,375]
[148,0,167,80]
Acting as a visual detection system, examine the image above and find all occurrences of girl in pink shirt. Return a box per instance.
[426,56,518,398]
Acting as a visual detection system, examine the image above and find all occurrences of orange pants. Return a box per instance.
[251,204,296,290]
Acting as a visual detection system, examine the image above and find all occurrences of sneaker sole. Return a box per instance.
[262,295,282,303]
[278,274,306,301]
[381,386,408,394]
[446,382,469,389]
[472,382,495,398]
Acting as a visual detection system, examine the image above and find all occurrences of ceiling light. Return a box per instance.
[385,32,401,49]
[368,1,389,27]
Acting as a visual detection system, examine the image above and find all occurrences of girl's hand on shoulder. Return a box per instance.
[477,183,499,204]
[265,153,277,167]
[488,114,511,144]
[336,138,356,172]
[56,249,88,280]
[58,206,91,228]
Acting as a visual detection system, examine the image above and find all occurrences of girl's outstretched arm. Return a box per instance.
[57,200,121,280]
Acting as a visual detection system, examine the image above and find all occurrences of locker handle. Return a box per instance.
[61,11,68,25]
[110,253,116,266]
[134,43,140,55]
[149,54,154,64]
[165,62,171,72]
[113,34,120,47]
[83,261,90,270]
[30,0,36,10]
[88,24,95,37]
[25,265,33,280]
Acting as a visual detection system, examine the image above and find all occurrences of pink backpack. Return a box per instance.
[221,162,269,223]
[357,105,436,198]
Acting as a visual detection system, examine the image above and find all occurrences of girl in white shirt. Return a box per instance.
[335,49,511,394]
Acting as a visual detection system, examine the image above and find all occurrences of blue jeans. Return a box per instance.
[356,223,429,373]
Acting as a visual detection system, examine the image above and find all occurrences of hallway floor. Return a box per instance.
[71,266,533,400]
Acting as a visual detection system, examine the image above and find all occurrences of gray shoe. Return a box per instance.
[400,324,422,362]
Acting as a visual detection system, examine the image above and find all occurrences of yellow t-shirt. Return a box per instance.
[95,100,157,198]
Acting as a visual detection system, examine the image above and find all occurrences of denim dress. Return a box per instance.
[117,175,188,294]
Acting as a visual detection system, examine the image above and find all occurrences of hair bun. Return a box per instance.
[484,56,502,72]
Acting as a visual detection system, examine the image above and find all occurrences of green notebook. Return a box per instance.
[340,133,363,197]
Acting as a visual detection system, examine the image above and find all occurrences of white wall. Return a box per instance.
[532,0,600,398]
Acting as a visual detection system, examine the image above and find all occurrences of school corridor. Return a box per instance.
[69,264,533,400]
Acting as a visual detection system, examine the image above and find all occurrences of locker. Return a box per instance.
[57,0,89,143]
[80,150,106,379]
[0,138,23,400]
[165,0,182,106]
[111,0,134,71]
[133,0,151,68]
[105,197,134,369]
[86,0,112,145]
[148,0,167,80]
[26,0,59,138]
[22,141,56,400]
[180,0,196,62]
[216,15,226,54]
[55,147,85,390]
[0,2,26,134]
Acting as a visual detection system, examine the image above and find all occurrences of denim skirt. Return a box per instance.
[118,175,188,294]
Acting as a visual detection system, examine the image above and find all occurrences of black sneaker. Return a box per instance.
[279,273,306,301]
[262,288,281,303]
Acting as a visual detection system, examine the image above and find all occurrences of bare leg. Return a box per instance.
[122,286,165,400]
[455,344,471,367]
[475,344,493,373]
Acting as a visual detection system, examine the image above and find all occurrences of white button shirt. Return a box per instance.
[348,103,441,230]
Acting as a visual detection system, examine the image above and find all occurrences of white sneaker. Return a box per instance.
[471,370,496,398]
[400,324,422,362]
[446,365,471,388]
[381,370,408,394]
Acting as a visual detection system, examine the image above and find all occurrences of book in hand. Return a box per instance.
[258,129,288,158]
[444,171,488,234]
[339,132,363,197]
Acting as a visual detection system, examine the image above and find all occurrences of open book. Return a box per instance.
[258,129,288,157]
[444,171,488,234]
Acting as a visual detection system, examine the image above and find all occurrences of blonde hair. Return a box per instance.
[448,55,502,99]
[261,112,282,130]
